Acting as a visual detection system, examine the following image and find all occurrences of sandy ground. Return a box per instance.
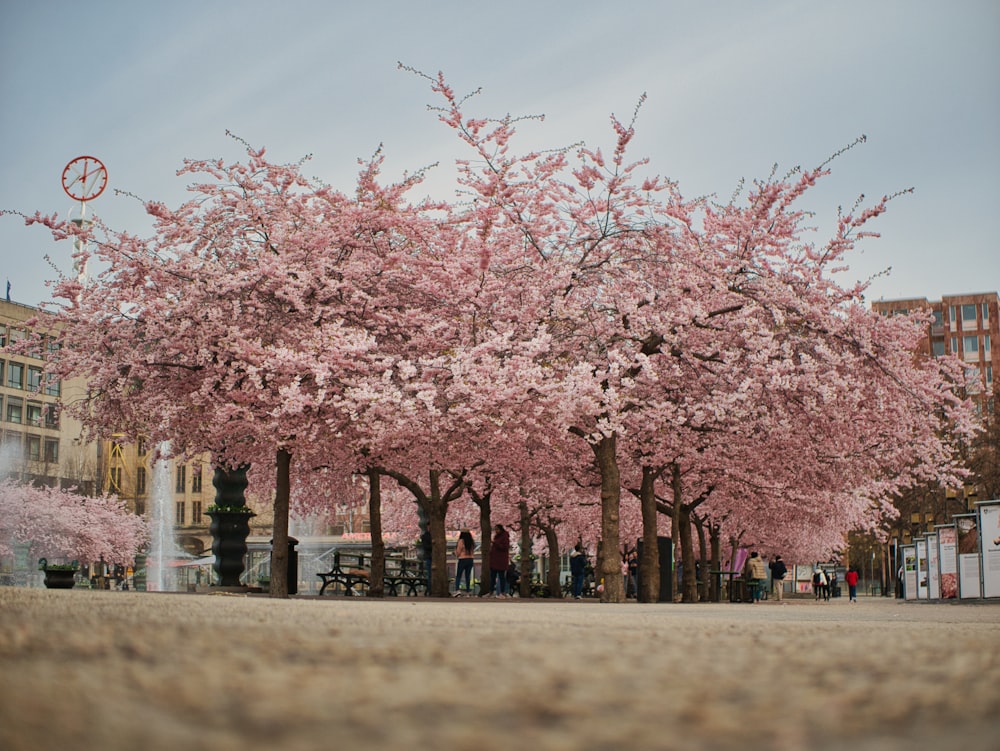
[0,588,998,751]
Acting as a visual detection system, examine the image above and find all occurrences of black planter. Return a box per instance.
[208,465,253,587]
[43,568,77,589]
[208,511,254,586]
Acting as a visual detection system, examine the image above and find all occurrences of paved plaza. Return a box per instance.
[0,588,997,751]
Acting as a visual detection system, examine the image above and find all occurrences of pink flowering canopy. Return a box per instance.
[13,70,980,601]
[0,479,149,566]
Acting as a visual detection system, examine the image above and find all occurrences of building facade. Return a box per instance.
[872,291,998,415]
[0,299,97,492]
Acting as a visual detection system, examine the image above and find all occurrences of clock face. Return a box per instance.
[61,156,108,201]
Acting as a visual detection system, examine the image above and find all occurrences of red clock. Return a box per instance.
[61,156,108,201]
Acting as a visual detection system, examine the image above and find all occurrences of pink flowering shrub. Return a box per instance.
[0,479,149,566]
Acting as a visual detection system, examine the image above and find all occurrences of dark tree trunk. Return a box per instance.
[710,523,722,601]
[694,514,709,602]
[542,523,563,599]
[270,448,291,598]
[594,434,623,603]
[518,500,532,597]
[367,468,385,598]
[473,488,492,597]
[638,465,661,602]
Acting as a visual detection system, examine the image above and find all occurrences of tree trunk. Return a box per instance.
[367,468,385,598]
[427,470,450,598]
[475,490,492,597]
[710,524,722,602]
[518,500,532,598]
[638,465,661,603]
[270,449,290,598]
[542,523,563,599]
[694,515,709,602]
[594,434,624,603]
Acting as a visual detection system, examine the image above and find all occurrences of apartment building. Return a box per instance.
[872,291,998,414]
[0,299,97,491]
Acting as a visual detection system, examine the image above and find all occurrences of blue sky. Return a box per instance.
[2,1,998,308]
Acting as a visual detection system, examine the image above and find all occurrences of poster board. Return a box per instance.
[902,544,917,601]
[926,533,940,599]
[956,514,981,599]
[935,525,958,599]
[915,538,929,599]
[979,502,1000,599]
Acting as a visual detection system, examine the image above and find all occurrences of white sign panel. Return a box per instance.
[902,545,917,601]
[936,525,958,599]
[926,533,940,599]
[915,539,928,599]
[979,503,1000,599]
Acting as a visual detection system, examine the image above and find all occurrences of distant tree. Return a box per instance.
[0,478,148,565]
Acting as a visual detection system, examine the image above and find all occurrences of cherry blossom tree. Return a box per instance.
[415,70,979,602]
[0,479,148,566]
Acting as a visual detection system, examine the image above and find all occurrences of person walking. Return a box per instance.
[812,567,827,601]
[845,567,859,603]
[489,524,510,597]
[569,542,588,599]
[454,529,475,596]
[769,554,788,602]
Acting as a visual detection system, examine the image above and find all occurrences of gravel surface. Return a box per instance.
[1,588,998,751]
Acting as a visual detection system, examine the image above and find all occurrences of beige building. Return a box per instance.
[0,299,97,492]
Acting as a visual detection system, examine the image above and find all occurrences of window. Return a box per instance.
[44,439,59,463]
[931,310,944,328]
[44,374,60,397]
[175,465,186,494]
[949,305,958,329]
[0,360,4,383]
[932,340,946,357]
[3,431,22,456]
[962,304,978,328]
[987,365,994,386]
[950,337,958,354]
[963,336,978,353]
[0,328,6,347]
[983,303,990,322]
[986,335,991,353]
[6,397,22,424]
[176,502,186,525]
[26,435,41,461]
[192,501,202,522]
[26,402,42,427]
[27,367,42,391]
[136,466,147,495]
[7,362,23,389]
[109,467,122,492]
[43,404,58,428]
[192,465,202,493]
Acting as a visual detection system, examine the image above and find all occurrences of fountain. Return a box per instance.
[146,442,181,591]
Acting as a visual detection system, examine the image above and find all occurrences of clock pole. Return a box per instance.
[61,156,108,288]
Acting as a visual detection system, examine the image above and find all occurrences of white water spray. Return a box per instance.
[147,442,180,591]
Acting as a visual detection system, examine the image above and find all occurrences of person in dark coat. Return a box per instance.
[569,542,588,599]
[489,524,511,597]
[769,555,788,602]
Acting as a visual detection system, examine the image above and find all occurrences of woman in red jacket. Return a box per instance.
[845,568,860,603]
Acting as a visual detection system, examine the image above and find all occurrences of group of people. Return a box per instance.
[440,523,516,597]
[812,566,860,602]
